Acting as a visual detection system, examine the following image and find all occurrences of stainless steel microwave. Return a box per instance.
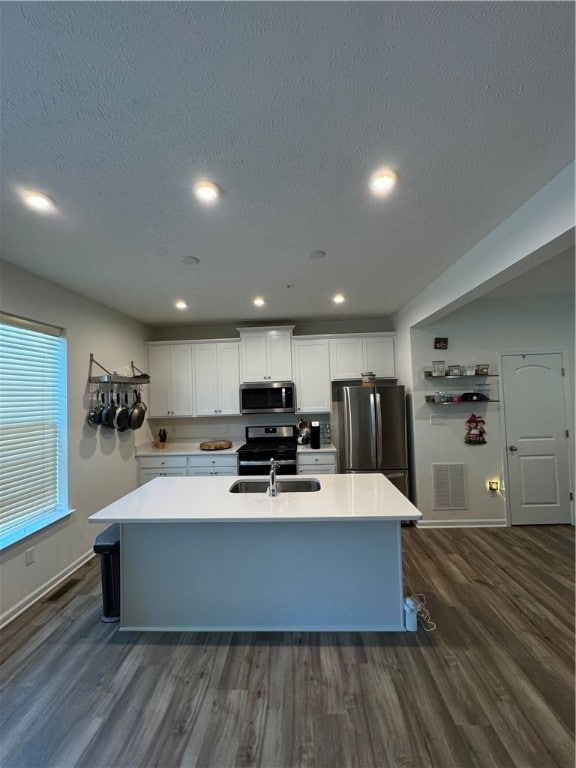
[240,382,296,414]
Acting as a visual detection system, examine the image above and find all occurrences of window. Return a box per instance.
[0,313,69,550]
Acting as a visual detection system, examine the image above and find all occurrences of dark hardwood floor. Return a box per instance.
[1,525,573,768]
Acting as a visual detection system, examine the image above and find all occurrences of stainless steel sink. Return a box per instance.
[229,479,321,494]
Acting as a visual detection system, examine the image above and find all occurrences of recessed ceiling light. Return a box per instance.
[369,168,397,196]
[308,249,326,260]
[253,297,266,307]
[193,180,220,203]
[175,300,188,310]
[182,256,200,265]
[333,293,346,304]
[22,191,55,212]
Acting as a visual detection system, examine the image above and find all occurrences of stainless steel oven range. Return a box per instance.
[237,425,297,475]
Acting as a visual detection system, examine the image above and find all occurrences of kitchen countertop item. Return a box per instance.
[200,440,233,450]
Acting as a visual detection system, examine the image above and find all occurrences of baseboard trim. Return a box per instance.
[0,549,96,630]
[415,519,508,529]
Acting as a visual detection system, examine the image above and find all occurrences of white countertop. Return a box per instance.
[136,441,243,456]
[135,441,336,457]
[295,443,337,453]
[89,473,421,523]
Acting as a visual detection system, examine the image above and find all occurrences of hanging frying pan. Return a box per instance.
[94,392,105,425]
[129,389,147,430]
[101,389,117,428]
[114,391,131,431]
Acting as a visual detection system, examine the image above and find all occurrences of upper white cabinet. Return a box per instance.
[193,342,240,416]
[329,334,396,380]
[293,338,332,413]
[147,344,194,417]
[238,326,294,382]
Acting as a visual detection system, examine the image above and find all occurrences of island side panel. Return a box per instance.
[120,520,405,631]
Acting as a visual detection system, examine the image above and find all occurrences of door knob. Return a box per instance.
[509,445,518,452]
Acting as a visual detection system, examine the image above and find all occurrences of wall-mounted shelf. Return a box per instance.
[89,354,150,385]
[424,371,498,380]
[424,368,499,405]
[425,396,499,405]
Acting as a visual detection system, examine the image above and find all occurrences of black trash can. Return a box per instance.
[93,524,120,623]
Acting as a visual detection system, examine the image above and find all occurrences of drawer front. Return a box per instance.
[139,468,186,486]
[297,453,336,466]
[298,466,336,475]
[188,454,239,469]
[139,456,188,469]
[188,468,237,477]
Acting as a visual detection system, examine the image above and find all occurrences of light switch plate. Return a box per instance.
[430,414,445,426]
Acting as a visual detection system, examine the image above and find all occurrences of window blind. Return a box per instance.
[0,315,69,550]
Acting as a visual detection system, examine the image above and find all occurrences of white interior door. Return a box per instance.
[502,353,571,525]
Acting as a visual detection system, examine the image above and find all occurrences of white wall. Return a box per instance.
[148,317,393,342]
[394,163,575,392]
[391,164,574,526]
[0,262,151,626]
[411,293,574,525]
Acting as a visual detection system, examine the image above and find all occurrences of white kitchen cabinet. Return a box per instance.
[297,451,337,474]
[329,334,396,380]
[147,344,194,417]
[293,338,331,413]
[193,342,240,416]
[238,326,293,382]
[138,456,188,486]
[187,454,238,476]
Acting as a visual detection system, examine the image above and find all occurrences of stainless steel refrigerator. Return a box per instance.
[339,385,409,497]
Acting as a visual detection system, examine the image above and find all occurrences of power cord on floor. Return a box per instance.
[407,593,437,631]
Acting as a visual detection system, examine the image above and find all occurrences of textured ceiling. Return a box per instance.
[1,2,574,327]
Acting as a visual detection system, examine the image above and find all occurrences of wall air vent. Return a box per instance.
[432,463,467,510]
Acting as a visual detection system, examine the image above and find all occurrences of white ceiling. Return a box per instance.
[1,2,574,327]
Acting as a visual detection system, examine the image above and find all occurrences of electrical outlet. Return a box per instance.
[25,547,35,566]
[430,414,445,426]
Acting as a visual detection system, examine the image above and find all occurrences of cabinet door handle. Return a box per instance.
[509,445,518,452]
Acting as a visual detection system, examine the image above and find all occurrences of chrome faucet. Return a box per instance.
[269,458,279,497]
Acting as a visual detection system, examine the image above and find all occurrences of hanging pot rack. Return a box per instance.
[89,353,150,385]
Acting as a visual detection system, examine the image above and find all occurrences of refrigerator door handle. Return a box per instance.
[375,392,383,467]
[369,393,377,467]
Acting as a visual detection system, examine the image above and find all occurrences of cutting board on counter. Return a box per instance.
[199,440,233,451]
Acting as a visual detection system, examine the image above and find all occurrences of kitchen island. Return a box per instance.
[89,474,421,632]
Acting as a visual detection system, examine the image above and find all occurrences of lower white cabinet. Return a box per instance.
[139,453,239,483]
[187,454,238,476]
[297,451,337,474]
[138,456,188,485]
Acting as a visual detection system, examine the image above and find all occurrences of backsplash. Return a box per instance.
[147,412,334,444]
